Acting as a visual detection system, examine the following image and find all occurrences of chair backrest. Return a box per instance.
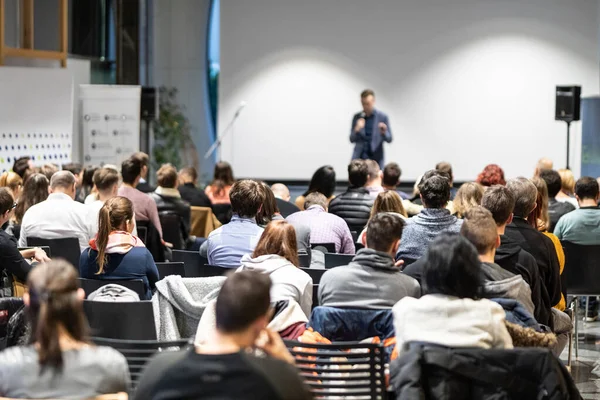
[172,250,221,277]
[155,262,186,278]
[312,285,319,309]
[284,340,387,400]
[311,242,336,253]
[324,253,354,269]
[92,337,190,392]
[159,212,184,250]
[78,278,146,300]
[299,253,311,268]
[561,241,600,296]
[27,237,79,267]
[84,300,156,340]
[136,226,148,244]
[190,206,221,237]
[351,230,359,242]
[212,203,232,225]
[301,267,326,284]
[134,220,165,262]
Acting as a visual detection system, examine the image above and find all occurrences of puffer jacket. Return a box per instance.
[391,343,581,400]
[328,187,374,232]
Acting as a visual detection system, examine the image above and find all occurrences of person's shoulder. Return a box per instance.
[86,345,128,366]
[0,345,35,367]
[376,109,389,119]
[242,353,310,397]
[392,295,419,313]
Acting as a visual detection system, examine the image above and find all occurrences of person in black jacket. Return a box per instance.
[539,169,575,232]
[177,166,212,208]
[504,178,562,331]
[481,185,548,327]
[328,159,374,232]
[0,188,49,288]
[150,164,192,249]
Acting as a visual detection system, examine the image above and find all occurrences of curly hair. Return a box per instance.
[504,321,557,348]
[476,164,506,186]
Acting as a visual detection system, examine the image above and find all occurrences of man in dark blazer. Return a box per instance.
[349,89,392,168]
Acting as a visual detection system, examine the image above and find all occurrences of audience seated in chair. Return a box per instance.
[294,165,336,210]
[382,162,411,200]
[435,161,457,200]
[476,163,506,187]
[451,181,484,218]
[504,177,562,330]
[556,168,579,208]
[203,180,264,268]
[134,271,311,400]
[79,197,159,300]
[86,167,120,236]
[0,260,130,399]
[271,183,300,218]
[205,161,234,205]
[554,176,600,245]
[19,171,93,252]
[540,169,575,232]
[357,190,407,247]
[131,151,155,193]
[396,169,462,262]
[288,192,355,255]
[238,220,313,317]
[0,188,49,291]
[481,185,547,327]
[328,159,374,232]
[394,233,513,351]
[319,213,420,309]
[118,157,163,239]
[177,166,212,208]
[365,159,384,197]
[151,164,198,250]
[13,173,48,228]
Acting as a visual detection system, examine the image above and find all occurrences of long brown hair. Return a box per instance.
[453,182,484,218]
[529,177,550,231]
[95,196,134,274]
[370,190,407,218]
[26,260,89,369]
[211,161,235,196]
[14,173,49,224]
[257,182,280,225]
[252,220,299,267]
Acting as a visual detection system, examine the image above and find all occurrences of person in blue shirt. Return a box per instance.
[205,180,265,268]
[79,196,159,300]
[554,176,600,245]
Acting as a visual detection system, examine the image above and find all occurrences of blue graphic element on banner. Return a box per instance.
[581,97,600,177]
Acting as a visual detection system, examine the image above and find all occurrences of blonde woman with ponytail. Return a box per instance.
[0,260,130,398]
[79,196,159,300]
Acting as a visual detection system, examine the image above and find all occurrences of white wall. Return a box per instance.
[220,0,599,181]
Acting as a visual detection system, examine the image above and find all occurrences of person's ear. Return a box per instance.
[361,231,367,247]
[23,292,30,307]
[77,288,85,301]
[506,213,513,225]
[48,186,53,194]
[389,238,401,255]
[575,194,581,203]
[495,234,501,249]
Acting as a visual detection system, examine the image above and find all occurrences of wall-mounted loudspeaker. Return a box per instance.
[555,86,581,122]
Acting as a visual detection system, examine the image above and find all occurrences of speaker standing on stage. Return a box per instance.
[350,89,392,168]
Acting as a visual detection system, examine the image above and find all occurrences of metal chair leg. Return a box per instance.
[585,296,589,323]
[575,296,579,359]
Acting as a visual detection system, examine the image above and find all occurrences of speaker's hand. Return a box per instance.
[379,122,388,134]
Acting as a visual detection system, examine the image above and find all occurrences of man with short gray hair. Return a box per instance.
[271,183,300,218]
[287,192,355,254]
[504,177,562,331]
[19,171,94,251]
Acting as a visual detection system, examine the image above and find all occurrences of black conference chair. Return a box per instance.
[92,337,191,393]
[155,262,186,278]
[299,253,311,268]
[311,242,336,253]
[301,268,327,285]
[172,250,220,277]
[312,285,319,309]
[136,220,165,262]
[284,340,386,399]
[350,230,359,242]
[212,204,232,225]
[324,253,354,269]
[84,300,156,340]
[159,212,185,250]
[561,241,600,359]
[136,226,148,244]
[78,278,146,300]
[27,237,80,268]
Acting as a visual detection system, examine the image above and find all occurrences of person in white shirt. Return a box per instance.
[19,171,94,252]
[87,167,120,236]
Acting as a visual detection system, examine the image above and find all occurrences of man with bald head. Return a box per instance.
[19,170,94,251]
[271,183,300,218]
[534,157,553,177]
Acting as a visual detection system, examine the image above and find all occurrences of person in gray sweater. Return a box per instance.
[396,170,463,263]
[319,212,420,309]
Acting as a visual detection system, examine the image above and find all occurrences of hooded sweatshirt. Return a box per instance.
[481,262,535,317]
[238,254,313,317]
[319,248,421,309]
[393,294,513,350]
[495,235,548,327]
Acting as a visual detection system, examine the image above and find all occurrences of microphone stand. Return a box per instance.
[204,107,244,161]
